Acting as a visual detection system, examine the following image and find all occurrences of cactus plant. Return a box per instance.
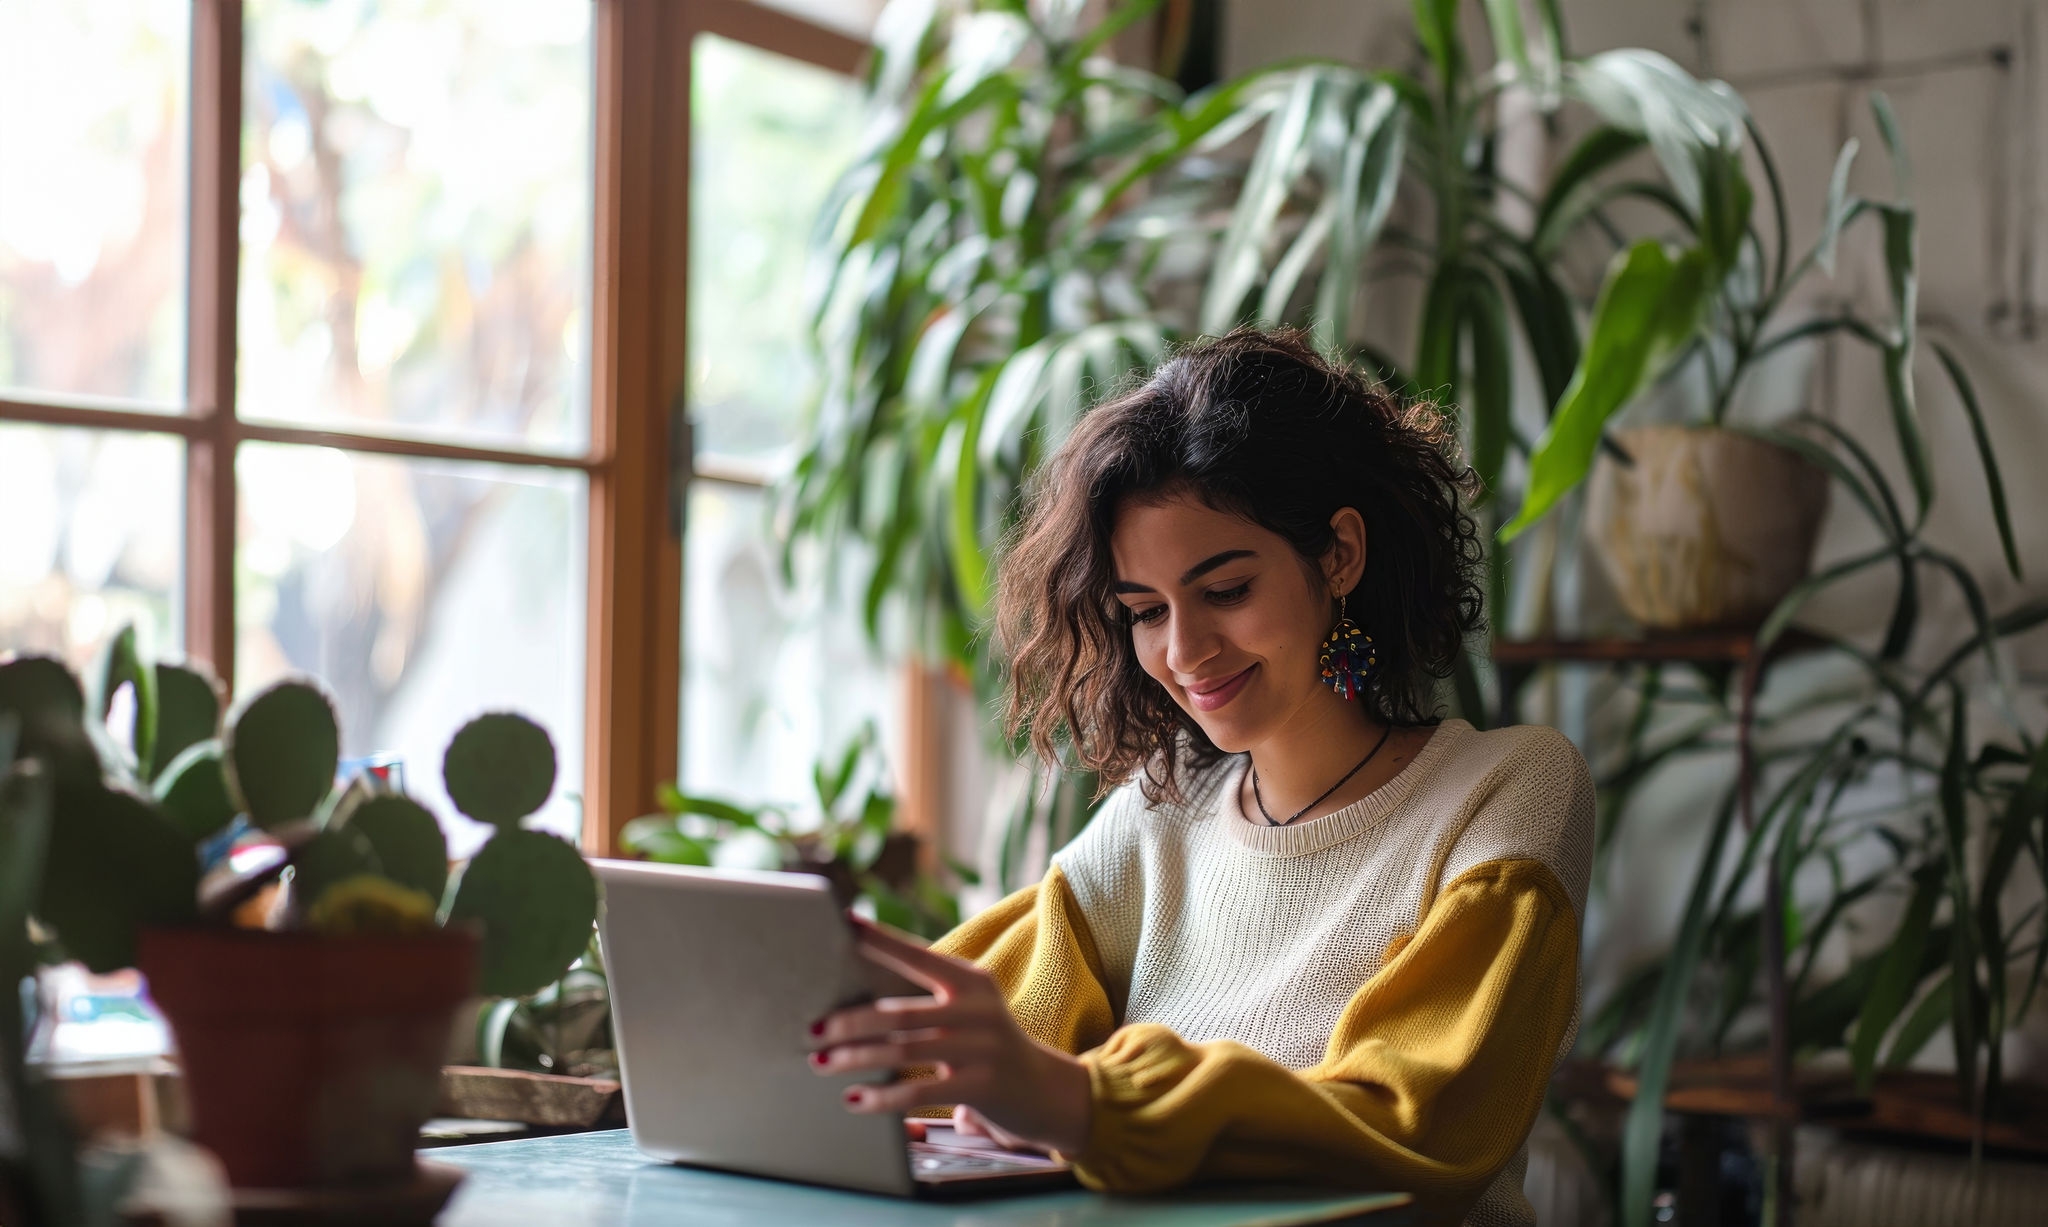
[0,633,598,997]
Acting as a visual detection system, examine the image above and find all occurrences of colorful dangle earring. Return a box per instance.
[1318,593,1378,701]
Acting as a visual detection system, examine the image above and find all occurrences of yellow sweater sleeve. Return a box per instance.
[1070,858,1579,1224]
[929,862,1118,1056]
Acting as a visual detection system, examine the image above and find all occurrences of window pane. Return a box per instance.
[0,0,189,406]
[688,34,865,463]
[681,483,892,807]
[240,0,592,453]
[237,443,586,853]
[0,424,182,671]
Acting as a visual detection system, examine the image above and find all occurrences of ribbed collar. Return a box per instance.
[1208,719,1468,858]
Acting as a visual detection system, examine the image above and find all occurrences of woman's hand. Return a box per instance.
[806,917,1092,1157]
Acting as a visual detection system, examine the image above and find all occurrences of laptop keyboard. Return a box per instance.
[909,1143,1065,1174]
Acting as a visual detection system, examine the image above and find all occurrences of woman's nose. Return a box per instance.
[1164,607,1220,676]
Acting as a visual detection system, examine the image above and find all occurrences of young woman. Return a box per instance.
[806,329,1592,1227]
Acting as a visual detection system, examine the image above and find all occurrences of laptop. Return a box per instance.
[592,858,1076,1197]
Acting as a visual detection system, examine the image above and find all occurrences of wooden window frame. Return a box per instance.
[0,0,867,857]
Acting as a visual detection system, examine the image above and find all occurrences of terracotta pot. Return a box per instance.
[138,926,476,1189]
[1584,425,1829,631]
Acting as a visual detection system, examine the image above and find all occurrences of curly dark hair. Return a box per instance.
[994,327,1487,803]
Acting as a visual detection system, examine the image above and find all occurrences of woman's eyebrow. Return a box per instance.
[1112,549,1259,594]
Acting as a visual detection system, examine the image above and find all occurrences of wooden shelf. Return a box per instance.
[1584,1057,2048,1158]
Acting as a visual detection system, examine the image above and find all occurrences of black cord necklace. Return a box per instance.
[1251,724,1395,827]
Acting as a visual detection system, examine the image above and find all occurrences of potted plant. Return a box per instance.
[0,631,597,1194]
[789,0,1783,882]
[621,725,972,939]
[1497,92,2022,632]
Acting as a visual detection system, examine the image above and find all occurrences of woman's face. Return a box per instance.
[1109,492,1361,754]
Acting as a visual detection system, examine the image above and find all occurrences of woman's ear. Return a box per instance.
[1325,507,1367,597]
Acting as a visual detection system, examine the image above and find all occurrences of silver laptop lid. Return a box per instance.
[593,858,924,1196]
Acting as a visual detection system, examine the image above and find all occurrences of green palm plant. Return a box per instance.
[787,0,1757,887]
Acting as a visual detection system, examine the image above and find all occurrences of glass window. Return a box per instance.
[0,0,189,406]
[681,483,891,808]
[687,33,865,463]
[238,0,594,452]
[0,423,182,671]
[236,443,586,853]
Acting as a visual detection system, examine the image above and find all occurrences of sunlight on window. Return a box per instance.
[688,34,866,462]
[239,0,593,452]
[237,443,586,854]
[0,424,181,671]
[682,484,893,809]
[0,0,189,405]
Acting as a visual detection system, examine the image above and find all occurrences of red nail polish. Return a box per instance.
[843,1089,861,1105]
[809,1051,827,1066]
[809,1019,824,1036]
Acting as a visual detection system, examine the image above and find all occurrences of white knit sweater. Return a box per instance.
[1050,718,1595,1226]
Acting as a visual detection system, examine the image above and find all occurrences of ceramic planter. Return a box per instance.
[138,926,476,1189]
[1585,425,1829,632]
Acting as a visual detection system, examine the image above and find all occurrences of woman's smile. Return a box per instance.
[1184,664,1257,712]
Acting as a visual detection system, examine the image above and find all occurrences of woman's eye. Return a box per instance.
[1209,582,1252,604]
[1129,605,1166,625]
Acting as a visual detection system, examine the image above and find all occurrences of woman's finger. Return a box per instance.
[850,917,976,985]
[808,1032,973,1077]
[844,1073,957,1117]
[809,996,950,1049]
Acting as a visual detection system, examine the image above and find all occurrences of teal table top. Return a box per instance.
[431,1129,1413,1226]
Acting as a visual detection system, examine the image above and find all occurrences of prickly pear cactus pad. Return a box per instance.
[0,656,99,796]
[149,662,223,782]
[446,829,596,998]
[88,625,157,776]
[40,787,199,972]
[346,796,449,905]
[226,680,340,829]
[442,713,556,830]
[292,826,380,912]
[154,741,237,843]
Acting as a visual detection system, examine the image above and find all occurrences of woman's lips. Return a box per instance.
[1185,665,1255,712]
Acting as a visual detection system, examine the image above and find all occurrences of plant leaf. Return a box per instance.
[1463,271,1513,504]
[1851,867,1938,1092]
[1621,788,1739,1227]
[1532,126,1647,256]
[1931,340,2020,580]
[1815,139,1860,275]
[1501,240,1712,540]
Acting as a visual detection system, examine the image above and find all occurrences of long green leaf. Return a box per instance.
[1871,91,1911,197]
[1622,787,1739,1227]
[1938,684,1980,1111]
[1851,868,1939,1091]
[1414,263,1463,398]
[1815,139,1860,275]
[1463,271,1513,504]
[1314,82,1404,347]
[1754,544,1896,651]
[1501,240,1712,540]
[1200,70,1321,333]
[1482,0,1530,77]
[1493,248,1580,406]
[1931,340,2020,580]
[1532,126,1647,256]
[1412,0,1462,87]
[1875,204,1933,522]
[1883,972,1952,1070]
